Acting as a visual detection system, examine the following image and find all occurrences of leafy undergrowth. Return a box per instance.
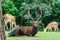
[6,31,60,40]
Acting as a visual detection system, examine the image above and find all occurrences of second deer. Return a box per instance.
[4,14,16,30]
[44,22,58,32]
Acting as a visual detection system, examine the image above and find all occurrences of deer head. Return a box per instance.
[27,7,42,27]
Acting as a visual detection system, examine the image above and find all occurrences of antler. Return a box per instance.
[27,7,35,21]
[27,7,42,21]
[36,8,42,21]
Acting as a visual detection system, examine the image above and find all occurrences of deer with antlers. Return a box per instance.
[4,14,16,30]
[8,7,43,36]
[44,22,58,32]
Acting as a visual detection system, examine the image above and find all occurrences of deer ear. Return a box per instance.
[30,21,33,23]
[39,21,42,23]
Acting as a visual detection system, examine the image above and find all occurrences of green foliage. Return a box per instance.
[2,0,60,31]
[2,0,19,18]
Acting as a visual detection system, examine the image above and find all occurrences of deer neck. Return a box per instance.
[33,26,38,31]
[44,27,48,32]
[33,25,37,28]
[32,25,38,36]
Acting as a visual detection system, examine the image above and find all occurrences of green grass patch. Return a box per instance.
[6,31,60,40]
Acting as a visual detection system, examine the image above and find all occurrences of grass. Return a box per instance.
[6,31,60,40]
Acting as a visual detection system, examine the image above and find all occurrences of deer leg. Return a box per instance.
[5,21,8,30]
[4,26,5,30]
[54,27,56,32]
[54,28,56,32]
[26,31,32,36]
[11,23,13,29]
[56,26,58,32]
[10,22,12,30]
[54,27,58,32]
[49,27,52,32]
[6,23,8,30]
[56,27,58,32]
[50,28,52,32]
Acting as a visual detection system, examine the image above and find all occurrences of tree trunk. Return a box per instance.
[0,0,6,40]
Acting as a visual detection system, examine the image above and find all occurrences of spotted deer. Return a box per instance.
[4,14,16,30]
[44,22,58,32]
